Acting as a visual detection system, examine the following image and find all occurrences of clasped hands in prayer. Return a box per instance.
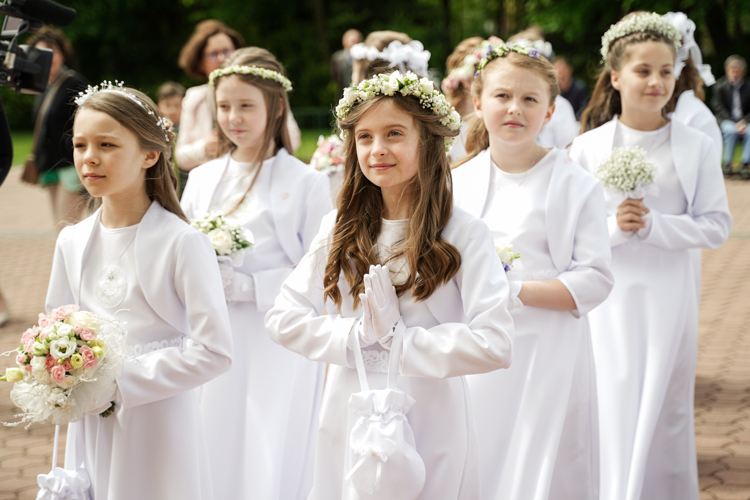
[351,265,403,351]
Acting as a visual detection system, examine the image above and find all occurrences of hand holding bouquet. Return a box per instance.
[190,213,254,267]
[1,305,128,427]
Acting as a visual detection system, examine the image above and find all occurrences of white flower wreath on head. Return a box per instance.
[74,80,173,142]
[335,70,462,152]
[208,65,293,92]
[475,42,544,76]
[600,12,682,62]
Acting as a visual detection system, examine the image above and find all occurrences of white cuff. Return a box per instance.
[509,280,524,310]
[377,317,405,351]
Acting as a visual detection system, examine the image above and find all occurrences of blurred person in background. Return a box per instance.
[26,26,88,228]
[330,28,362,96]
[553,56,589,120]
[712,55,750,178]
[157,81,185,133]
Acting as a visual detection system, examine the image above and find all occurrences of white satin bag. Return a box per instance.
[345,324,426,499]
[36,467,91,500]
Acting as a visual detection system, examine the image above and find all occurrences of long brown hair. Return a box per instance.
[178,20,244,80]
[667,56,705,112]
[323,94,461,309]
[580,29,676,132]
[444,36,484,112]
[455,51,559,167]
[212,47,293,213]
[76,89,187,222]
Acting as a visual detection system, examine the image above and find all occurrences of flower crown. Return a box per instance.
[601,12,682,62]
[74,81,173,142]
[350,40,431,77]
[335,70,461,152]
[208,65,293,92]
[441,36,503,93]
[475,42,543,76]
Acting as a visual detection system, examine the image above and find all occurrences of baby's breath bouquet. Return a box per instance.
[190,213,254,266]
[595,146,657,198]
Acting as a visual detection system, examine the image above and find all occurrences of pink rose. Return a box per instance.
[16,353,27,365]
[79,346,97,369]
[38,315,56,329]
[45,355,56,371]
[73,326,83,335]
[52,304,79,321]
[79,329,96,341]
[21,327,39,353]
[332,156,342,166]
[50,365,65,384]
[62,360,73,372]
[25,365,32,372]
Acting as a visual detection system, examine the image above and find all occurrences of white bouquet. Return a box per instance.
[310,134,345,175]
[190,213,254,266]
[1,305,128,427]
[495,242,520,272]
[595,146,657,198]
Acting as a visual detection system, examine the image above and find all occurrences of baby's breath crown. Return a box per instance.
[74,81,173,142]
[474,42,542,76]
[208,65,293,92]
[600,12,682,62]
[335,70,461,152]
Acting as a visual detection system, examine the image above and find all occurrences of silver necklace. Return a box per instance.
[94,227,137,308]
[515,144,541,189]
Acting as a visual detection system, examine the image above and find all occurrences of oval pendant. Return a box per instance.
[95,264,127,308]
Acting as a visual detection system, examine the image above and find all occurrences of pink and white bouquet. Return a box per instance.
[190,213,254,266]
[309,134,345,175]
[1,305,128,427]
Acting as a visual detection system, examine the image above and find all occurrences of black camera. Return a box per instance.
[0,0,76,94]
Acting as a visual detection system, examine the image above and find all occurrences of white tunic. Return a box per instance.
[47,202,233,500]
[537,95,578,149]
[570,117,732,500]
[265,207,515,500]
[182,149,332,500]
[454,148,613,500]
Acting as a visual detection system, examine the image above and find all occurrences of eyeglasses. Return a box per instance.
[204,49,234,62]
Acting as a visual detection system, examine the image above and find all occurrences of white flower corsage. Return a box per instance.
[495,242,520,272]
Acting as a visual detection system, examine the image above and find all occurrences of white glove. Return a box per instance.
[363,265,402,349]
[347,305,379,351]
[509,280,524,310]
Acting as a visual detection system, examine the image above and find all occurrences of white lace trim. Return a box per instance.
[520,269,559,281]
[128,337,186,356]
[361,349,391,373]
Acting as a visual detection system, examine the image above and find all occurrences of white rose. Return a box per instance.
[30,356,47,373]
[382,75,400,96]
[495,243,514,263]
[420,80,434,95]
[59,375,77,389]
[34,369,51,385]
[56,323,73,339]
[343,87,358,106]
[207,228,234,256]
[49,339,78,360]
[67,311,100,332]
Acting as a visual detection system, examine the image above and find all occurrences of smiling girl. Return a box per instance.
[180,47,332,500]
[46,83,233,500]
[571,12,732,500]
[452,43,613,500]
[265,70,514,499]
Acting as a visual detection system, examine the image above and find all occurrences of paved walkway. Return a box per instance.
[0,170,749,499]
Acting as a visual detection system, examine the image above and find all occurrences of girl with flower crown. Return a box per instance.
[571,12,732,500]
[46,84,233,499]
[452,43,613,500]
[180,47,332,500]
[265,70,514,499]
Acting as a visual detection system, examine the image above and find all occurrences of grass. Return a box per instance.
[10,130,32,167]
[296,128,332,163]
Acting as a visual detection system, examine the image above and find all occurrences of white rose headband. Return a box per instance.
[350,40,431,77]
[208,65,293,92]
[74,81,173,142]
[663,11,715,86]
[335,70,461,152]
[600,12,682,62]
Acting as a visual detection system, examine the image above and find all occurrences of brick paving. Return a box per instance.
[0,170,749,498]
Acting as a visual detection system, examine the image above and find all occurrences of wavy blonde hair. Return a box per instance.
[324,94,461,309]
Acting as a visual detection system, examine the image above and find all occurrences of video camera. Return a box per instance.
[0,0,76,94]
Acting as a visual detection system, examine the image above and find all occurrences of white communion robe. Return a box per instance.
[537,95,578,149]
[570,117,732,500]
[453,147,613,500]
[46,201,233,500]
[181,147,332,500]
[264,207,515,500]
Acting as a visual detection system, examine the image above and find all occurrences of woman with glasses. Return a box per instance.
[176,20,244,176]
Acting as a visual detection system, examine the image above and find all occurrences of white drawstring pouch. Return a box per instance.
[344,323,425,499]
